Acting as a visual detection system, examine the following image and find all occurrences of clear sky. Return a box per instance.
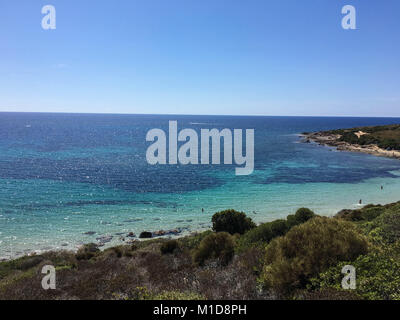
[1,0,399,116]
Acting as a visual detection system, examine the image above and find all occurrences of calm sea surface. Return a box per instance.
[1,113,400,259]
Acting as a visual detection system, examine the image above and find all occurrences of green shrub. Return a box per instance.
[362,206,386,221]
[0,255,44,280]
[260,217,369,295]
[212,209,256,235]
[336,205,386,222]
[178,231,213,250]
[193,232,235,266]
[287,208,316,228]
[310,242,400,300]
[236,209,315,253]
[41,251,77,268]
[365,209,400,244]
[76,243,100,260]
[160,240,179,255]
[236,219,288,253]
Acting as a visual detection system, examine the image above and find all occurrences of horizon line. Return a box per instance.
[1,110,400,119]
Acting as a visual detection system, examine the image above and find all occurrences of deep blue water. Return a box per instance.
[1,113,400,259]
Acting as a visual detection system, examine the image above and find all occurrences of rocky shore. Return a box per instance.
[301,131,400,160]
[86,227,189,248]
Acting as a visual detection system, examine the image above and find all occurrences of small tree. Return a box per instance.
[193,232,235,266]
[287,208,315,227]
[212,209,256,235]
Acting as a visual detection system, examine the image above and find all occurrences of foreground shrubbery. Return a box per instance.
[1,202,399,300]
[310,242,400,300]
[260,217,369,295]
[236,219,288,253]
[236,208,316,253]
[160,240,179,255]
[193,232,235,266]
[365,205,400,244]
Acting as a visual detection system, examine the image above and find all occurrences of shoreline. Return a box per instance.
[0,227,202,262]
[0,197,397,263]
[300,132,400,160]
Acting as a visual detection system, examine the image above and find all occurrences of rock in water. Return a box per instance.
[139,231,153,239]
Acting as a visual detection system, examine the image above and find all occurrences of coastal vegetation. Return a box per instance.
[1,202,400,300]
[304,124,400,152]
[329,124,400,150]
[211,209,256,234]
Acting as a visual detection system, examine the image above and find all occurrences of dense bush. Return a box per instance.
[286,208,316,228]
[160,240,179,255]
[365,207,400,244]
[236,208,315,253]
[104,245,138,258]
[379,139,400,150]
[260,217,369,295]
[236,219,288,253]
[336,205,386,222]
[311,242,400,300]
[193,232,235,266]
[339,132,360,144]
[212,209,256,235]
[178,231,213,250]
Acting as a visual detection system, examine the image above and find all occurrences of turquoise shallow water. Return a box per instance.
[1,113,400,259]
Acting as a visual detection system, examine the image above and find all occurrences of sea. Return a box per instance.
[1,113,400,260]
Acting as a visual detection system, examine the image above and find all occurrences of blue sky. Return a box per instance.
[1,0,399,116]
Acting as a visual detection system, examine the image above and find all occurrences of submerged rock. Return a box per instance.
[153,230,166,236]
[96,235,113,244]
[83,231,96,235]
[123,218,143,223]
[154,228,184,237]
